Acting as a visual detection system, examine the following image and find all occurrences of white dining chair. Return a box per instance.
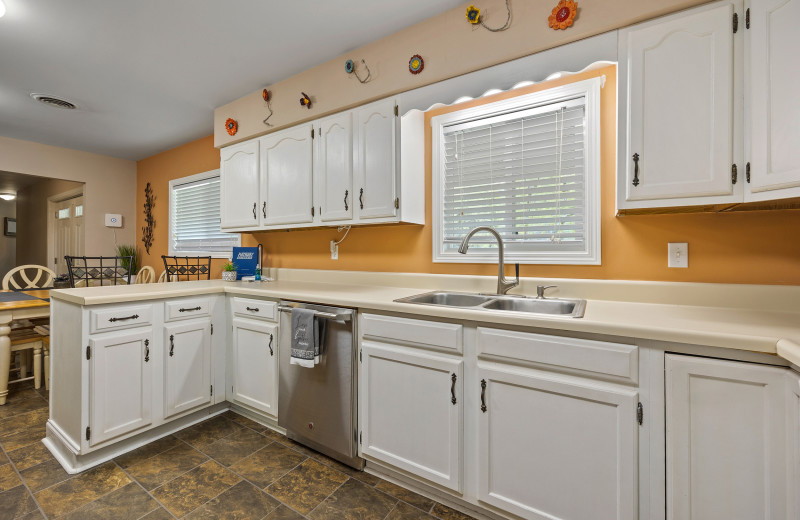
[135,266,156,284]
[2,265,56,290]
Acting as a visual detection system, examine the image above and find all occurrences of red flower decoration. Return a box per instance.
[225,118,238,136]
[262,89,271,103]
[548,0,577,30]
[300,92,312,109]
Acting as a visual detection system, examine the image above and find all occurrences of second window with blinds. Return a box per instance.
[169,170,240,257]
[431,77,602,264]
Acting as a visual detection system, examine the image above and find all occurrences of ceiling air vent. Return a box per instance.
[30,93,77,110]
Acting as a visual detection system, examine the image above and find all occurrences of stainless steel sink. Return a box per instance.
[394,291,586,318]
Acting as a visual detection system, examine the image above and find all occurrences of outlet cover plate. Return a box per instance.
[668,242,688,268]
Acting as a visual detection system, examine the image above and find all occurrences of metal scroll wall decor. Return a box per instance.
[141,182,155,255]
[465,0,512,32]
[345,59,372,84]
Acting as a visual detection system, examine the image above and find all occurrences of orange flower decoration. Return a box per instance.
[225,118,238,136]
[548,0,577,30]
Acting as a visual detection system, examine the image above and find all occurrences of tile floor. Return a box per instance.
[0,381,477,520]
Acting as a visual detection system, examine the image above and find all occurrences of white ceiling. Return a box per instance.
[0,0,463,161]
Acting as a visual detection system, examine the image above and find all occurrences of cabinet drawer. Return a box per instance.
[90,305,153,334]
[165,298,211,322]
[477,327,638,384]
[361,313,462,353]
[232,297,277,321]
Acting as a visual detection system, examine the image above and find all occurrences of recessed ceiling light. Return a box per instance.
[30,93,77,110]
[0,192,16,201]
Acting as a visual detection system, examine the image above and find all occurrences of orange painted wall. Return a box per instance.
[137,66,800,285]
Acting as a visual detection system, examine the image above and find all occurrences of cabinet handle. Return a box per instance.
[268,333,274,356]
[359,188,364,210]
[108,314,139,323]
[179,306,201,313]
[252,202,257,219]
[144,339,149,362]
[344,189,349,211]
[246,306,259,312]
[262,201,267,218]
[632,153,640,187]
[480,379,487,412]
[450,373,457,405]
[169,334,174,357]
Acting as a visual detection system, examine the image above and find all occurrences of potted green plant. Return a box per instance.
[221,261,238,281]
[115,244,141,282]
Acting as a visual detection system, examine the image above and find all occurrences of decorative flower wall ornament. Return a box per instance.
[548,0,577,30]
[262,89,274,127]
[465,0,511,32]
[344,60,355,74]
[345,58,372,83]
[409,54,424,75]
[466,5,481,24]
[300,92,312,109]
[225,118,238,136]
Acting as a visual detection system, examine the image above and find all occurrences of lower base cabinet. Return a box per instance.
[230,317,278,417]
[477,367,638,520]
[163,318,212,418]
[360,341,463,492]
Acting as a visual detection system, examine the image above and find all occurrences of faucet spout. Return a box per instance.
[458,226,519,295]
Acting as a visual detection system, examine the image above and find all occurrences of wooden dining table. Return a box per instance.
[0,289,50,405]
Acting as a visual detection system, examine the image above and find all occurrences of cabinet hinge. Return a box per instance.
[311,206,315,217]
[210,385,213,397]
[85,426,91,441]
[211,323,214,335]
[746,162,751,183]
[731,164,738,184]
[394,105,399,117]
[733,12,739,33]
[311,128,315,139]
[394,197,399,209]
[359,431,362,445]
[86,345,91,360]
[359,349,362,362]
[637,402,644,426]
[745,8,750,29]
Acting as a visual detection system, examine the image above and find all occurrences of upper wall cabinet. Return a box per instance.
[220,140,260,229]
[354,98,398,220]
[617,0,800,212]
[315,112,353,223]
[260,124,314,226]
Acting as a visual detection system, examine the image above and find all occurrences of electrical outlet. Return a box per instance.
[668,242,688,268]
[330,240,338,260]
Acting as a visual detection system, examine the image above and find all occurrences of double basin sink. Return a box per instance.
[394,291,586,318]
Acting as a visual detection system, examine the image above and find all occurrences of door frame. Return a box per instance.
[47,186,85,272]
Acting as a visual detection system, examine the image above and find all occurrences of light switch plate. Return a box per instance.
[668,242,688,268]
[330,240,338,260]
[104,214,122,227]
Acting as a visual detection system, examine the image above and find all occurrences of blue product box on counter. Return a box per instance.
[232,247,259,279]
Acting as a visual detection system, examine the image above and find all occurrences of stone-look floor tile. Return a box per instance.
[0,408,48,438]
[202,427,271,466]
[8,441,54,471]
[264,504,307,520]
[229,442,307,489]
[174,415,243,450]
[309,452,381,486]
[0,462,22,491]
[0,449,7,465]
[0,426,47,452]
[224,412,269,433]
[309,478,396,520]
[375,480,436,512]
[386,502,439,520]
[139,507,175,520]
[277,437,320,458]
[0,485,38,519]
[267,459,349,515]
[0,397,47,419]
[152,460,241,518]
[60,482,160,520]
[126,442,209,490]
[20,458,70,492]
[261,427,286,442]
[430,503,477,520]
[185,480,280,519]
[16,509,46,520]
[114,435,184,468]
[34,461,131,518]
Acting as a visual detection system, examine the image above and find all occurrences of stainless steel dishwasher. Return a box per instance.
[277,300,363,470]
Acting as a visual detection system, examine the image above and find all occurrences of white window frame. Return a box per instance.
[168,169,240,257]
[431,77,602,265]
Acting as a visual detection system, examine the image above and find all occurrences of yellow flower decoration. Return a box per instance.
[548,0,578,30]
[466,5,481,25]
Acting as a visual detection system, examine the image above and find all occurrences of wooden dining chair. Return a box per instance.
[135,266,156,284]
[2,265,56,290]
[157,270,168,283]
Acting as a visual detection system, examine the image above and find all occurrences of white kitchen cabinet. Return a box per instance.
[354,98,398,220]
[745,0,800,199]
[618,1,742,210]
[665,354,790,520]
[88,328,153,446]
[477,366,638,520]
[315,112,353,223]
[789,370,800,519]
[220,140,260,229]
[163,318,212,418]
[230,317,278,417]
[360,341,463,492]
[260,124,314,226]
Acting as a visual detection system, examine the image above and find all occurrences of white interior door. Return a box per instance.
[261,125,314,226]
[53,195,85,275]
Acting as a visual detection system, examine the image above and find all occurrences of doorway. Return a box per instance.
[47,188,85,275]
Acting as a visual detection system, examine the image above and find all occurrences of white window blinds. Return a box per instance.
[171,175,239,255]
[441,97,587,254]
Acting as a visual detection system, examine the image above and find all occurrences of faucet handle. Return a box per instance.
[536,285,557,299]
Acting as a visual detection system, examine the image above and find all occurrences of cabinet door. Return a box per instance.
[477,367,638,520]
[746,0,800,196]
[260,125,314,226]
[789,371,800,520]
[354,98,398,220]
[316,112,353,222]
[164,319,212,418]
[360,342,462,491]
[89,329,152,446]
[220,140,260,229]
[230,318,278,417]
[619,2,739,207]
[666,354,789,520]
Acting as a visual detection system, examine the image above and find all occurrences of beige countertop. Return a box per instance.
[50,274,800,365]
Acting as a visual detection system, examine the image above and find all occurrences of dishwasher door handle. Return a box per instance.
[277,305,352,322]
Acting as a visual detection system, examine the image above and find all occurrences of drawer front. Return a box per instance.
[361,313,462,353]
[165,298,211,322]
[232,297,277,322]
[90,305,153,334]
[477,327,638,384]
